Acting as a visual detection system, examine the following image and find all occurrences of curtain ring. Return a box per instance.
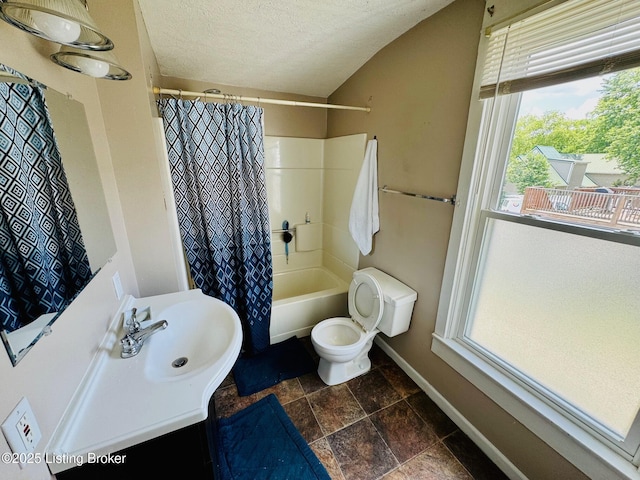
[158,89,164,115]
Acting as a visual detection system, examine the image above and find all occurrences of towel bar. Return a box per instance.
[379,185,456,206]
[271,227,296,234]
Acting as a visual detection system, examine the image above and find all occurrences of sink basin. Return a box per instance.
[143,296,239,381]
[46,289,243,474]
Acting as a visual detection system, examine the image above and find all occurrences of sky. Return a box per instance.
[518,74,612,119]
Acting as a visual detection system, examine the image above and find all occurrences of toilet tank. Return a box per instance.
[360,267,417,337]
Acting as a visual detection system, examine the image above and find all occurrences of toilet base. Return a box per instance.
[316,339,374,385]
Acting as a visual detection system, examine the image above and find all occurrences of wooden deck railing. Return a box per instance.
[522,187,640,230]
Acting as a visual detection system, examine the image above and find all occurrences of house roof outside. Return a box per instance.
[532,145,627,188]
[582,153,625,175]
[534,145,566,161]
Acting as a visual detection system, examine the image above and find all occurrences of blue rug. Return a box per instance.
[216,394,330,480]
[232,336,316,396]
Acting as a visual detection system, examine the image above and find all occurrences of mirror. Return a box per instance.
[0,65,116,365]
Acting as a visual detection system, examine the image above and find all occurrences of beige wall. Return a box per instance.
[0,1,586,479]
[0,6,137,480]
[87,0,328,299]
[0,18,311,472]
[327,0,588,478]
[159,76,328,139]
[89,0,181,297]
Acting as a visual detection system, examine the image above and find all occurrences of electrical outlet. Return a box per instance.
[1,397,42,468]
[17,412,36,450]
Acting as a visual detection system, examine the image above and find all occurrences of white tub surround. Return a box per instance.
[295,222,323,251]
[265,134,366,282]
[45,289,242,474]
[270,267,349,343]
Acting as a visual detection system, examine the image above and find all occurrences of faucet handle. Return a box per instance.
[125,307,140,333]
[123,306,152,335]
[120,334,141,358]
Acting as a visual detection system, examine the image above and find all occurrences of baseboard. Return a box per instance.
[374,337,528,480]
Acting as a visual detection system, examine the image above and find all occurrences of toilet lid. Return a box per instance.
[348,272,383,332]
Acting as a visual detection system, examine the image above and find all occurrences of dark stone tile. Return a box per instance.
[379,363,421,398]
[407,391,458,439]
[219,371,235,389]
[283,397,324,444]
[327,418,398,480]
[213,385,257,419]
[308,384,366,435]
[387,442,473,480]
[370,400,438,463]
[382,468,406,480]
[347,369,402,414]
[299,335,320,362]
[443,430,509,480]
[254,377,305,405]
[310,437,345,480]
[370,342,393,368]
[299,370,327,395]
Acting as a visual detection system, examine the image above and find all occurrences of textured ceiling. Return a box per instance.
[137,0,454,98]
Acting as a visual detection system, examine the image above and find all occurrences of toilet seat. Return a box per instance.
[311,318,365,352]
[311,267,417,385]
[349,271,383,332]
[311,271,384,385]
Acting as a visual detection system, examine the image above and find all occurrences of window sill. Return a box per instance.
[431,334,640,480]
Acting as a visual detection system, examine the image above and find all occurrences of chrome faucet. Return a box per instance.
[120,308,168,358]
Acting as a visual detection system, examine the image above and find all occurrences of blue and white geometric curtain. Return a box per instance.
[0,65,91,333]
[159,98,273,355]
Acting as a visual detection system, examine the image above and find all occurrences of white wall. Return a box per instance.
[265,134,367,281]
[0,8,138,480]
[323,134,367,281]
[265,137,324,272]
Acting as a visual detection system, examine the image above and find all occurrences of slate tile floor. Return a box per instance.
[214,338,509,480]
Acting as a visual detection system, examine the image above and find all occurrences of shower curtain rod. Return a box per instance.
[152,87,371,112]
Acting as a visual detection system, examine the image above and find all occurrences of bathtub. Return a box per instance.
[270,267,349,343]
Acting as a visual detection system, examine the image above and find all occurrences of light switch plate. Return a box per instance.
[112,271,123,300]
[1,397,42,468]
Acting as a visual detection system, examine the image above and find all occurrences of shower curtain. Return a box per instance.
[0,67,91,333]
[159,98,272,355]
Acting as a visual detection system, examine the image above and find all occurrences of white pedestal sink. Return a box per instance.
[46,289,242,474]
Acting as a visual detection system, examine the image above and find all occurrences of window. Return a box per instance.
[433,0,640,477]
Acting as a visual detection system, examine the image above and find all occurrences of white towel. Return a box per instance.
[349,139,379,255]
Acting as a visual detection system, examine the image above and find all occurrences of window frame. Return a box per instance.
[433,19,640,480]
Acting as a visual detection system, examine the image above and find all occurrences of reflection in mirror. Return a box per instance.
[0,64,116,365]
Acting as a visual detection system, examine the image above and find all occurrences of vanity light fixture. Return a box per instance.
[0,0,113,50]
[50,46,132,80]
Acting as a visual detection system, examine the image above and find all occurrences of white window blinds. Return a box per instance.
[480,0,640,99]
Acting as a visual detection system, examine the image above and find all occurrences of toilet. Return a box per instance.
[311,267,417,385]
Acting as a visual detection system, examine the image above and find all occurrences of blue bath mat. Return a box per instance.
[216,394,330,480]
[232,336,316,396]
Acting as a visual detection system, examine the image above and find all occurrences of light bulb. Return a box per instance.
[30,10,81,43]
[72,56,109,78]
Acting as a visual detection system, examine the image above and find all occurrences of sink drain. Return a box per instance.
[172,357,188,368]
